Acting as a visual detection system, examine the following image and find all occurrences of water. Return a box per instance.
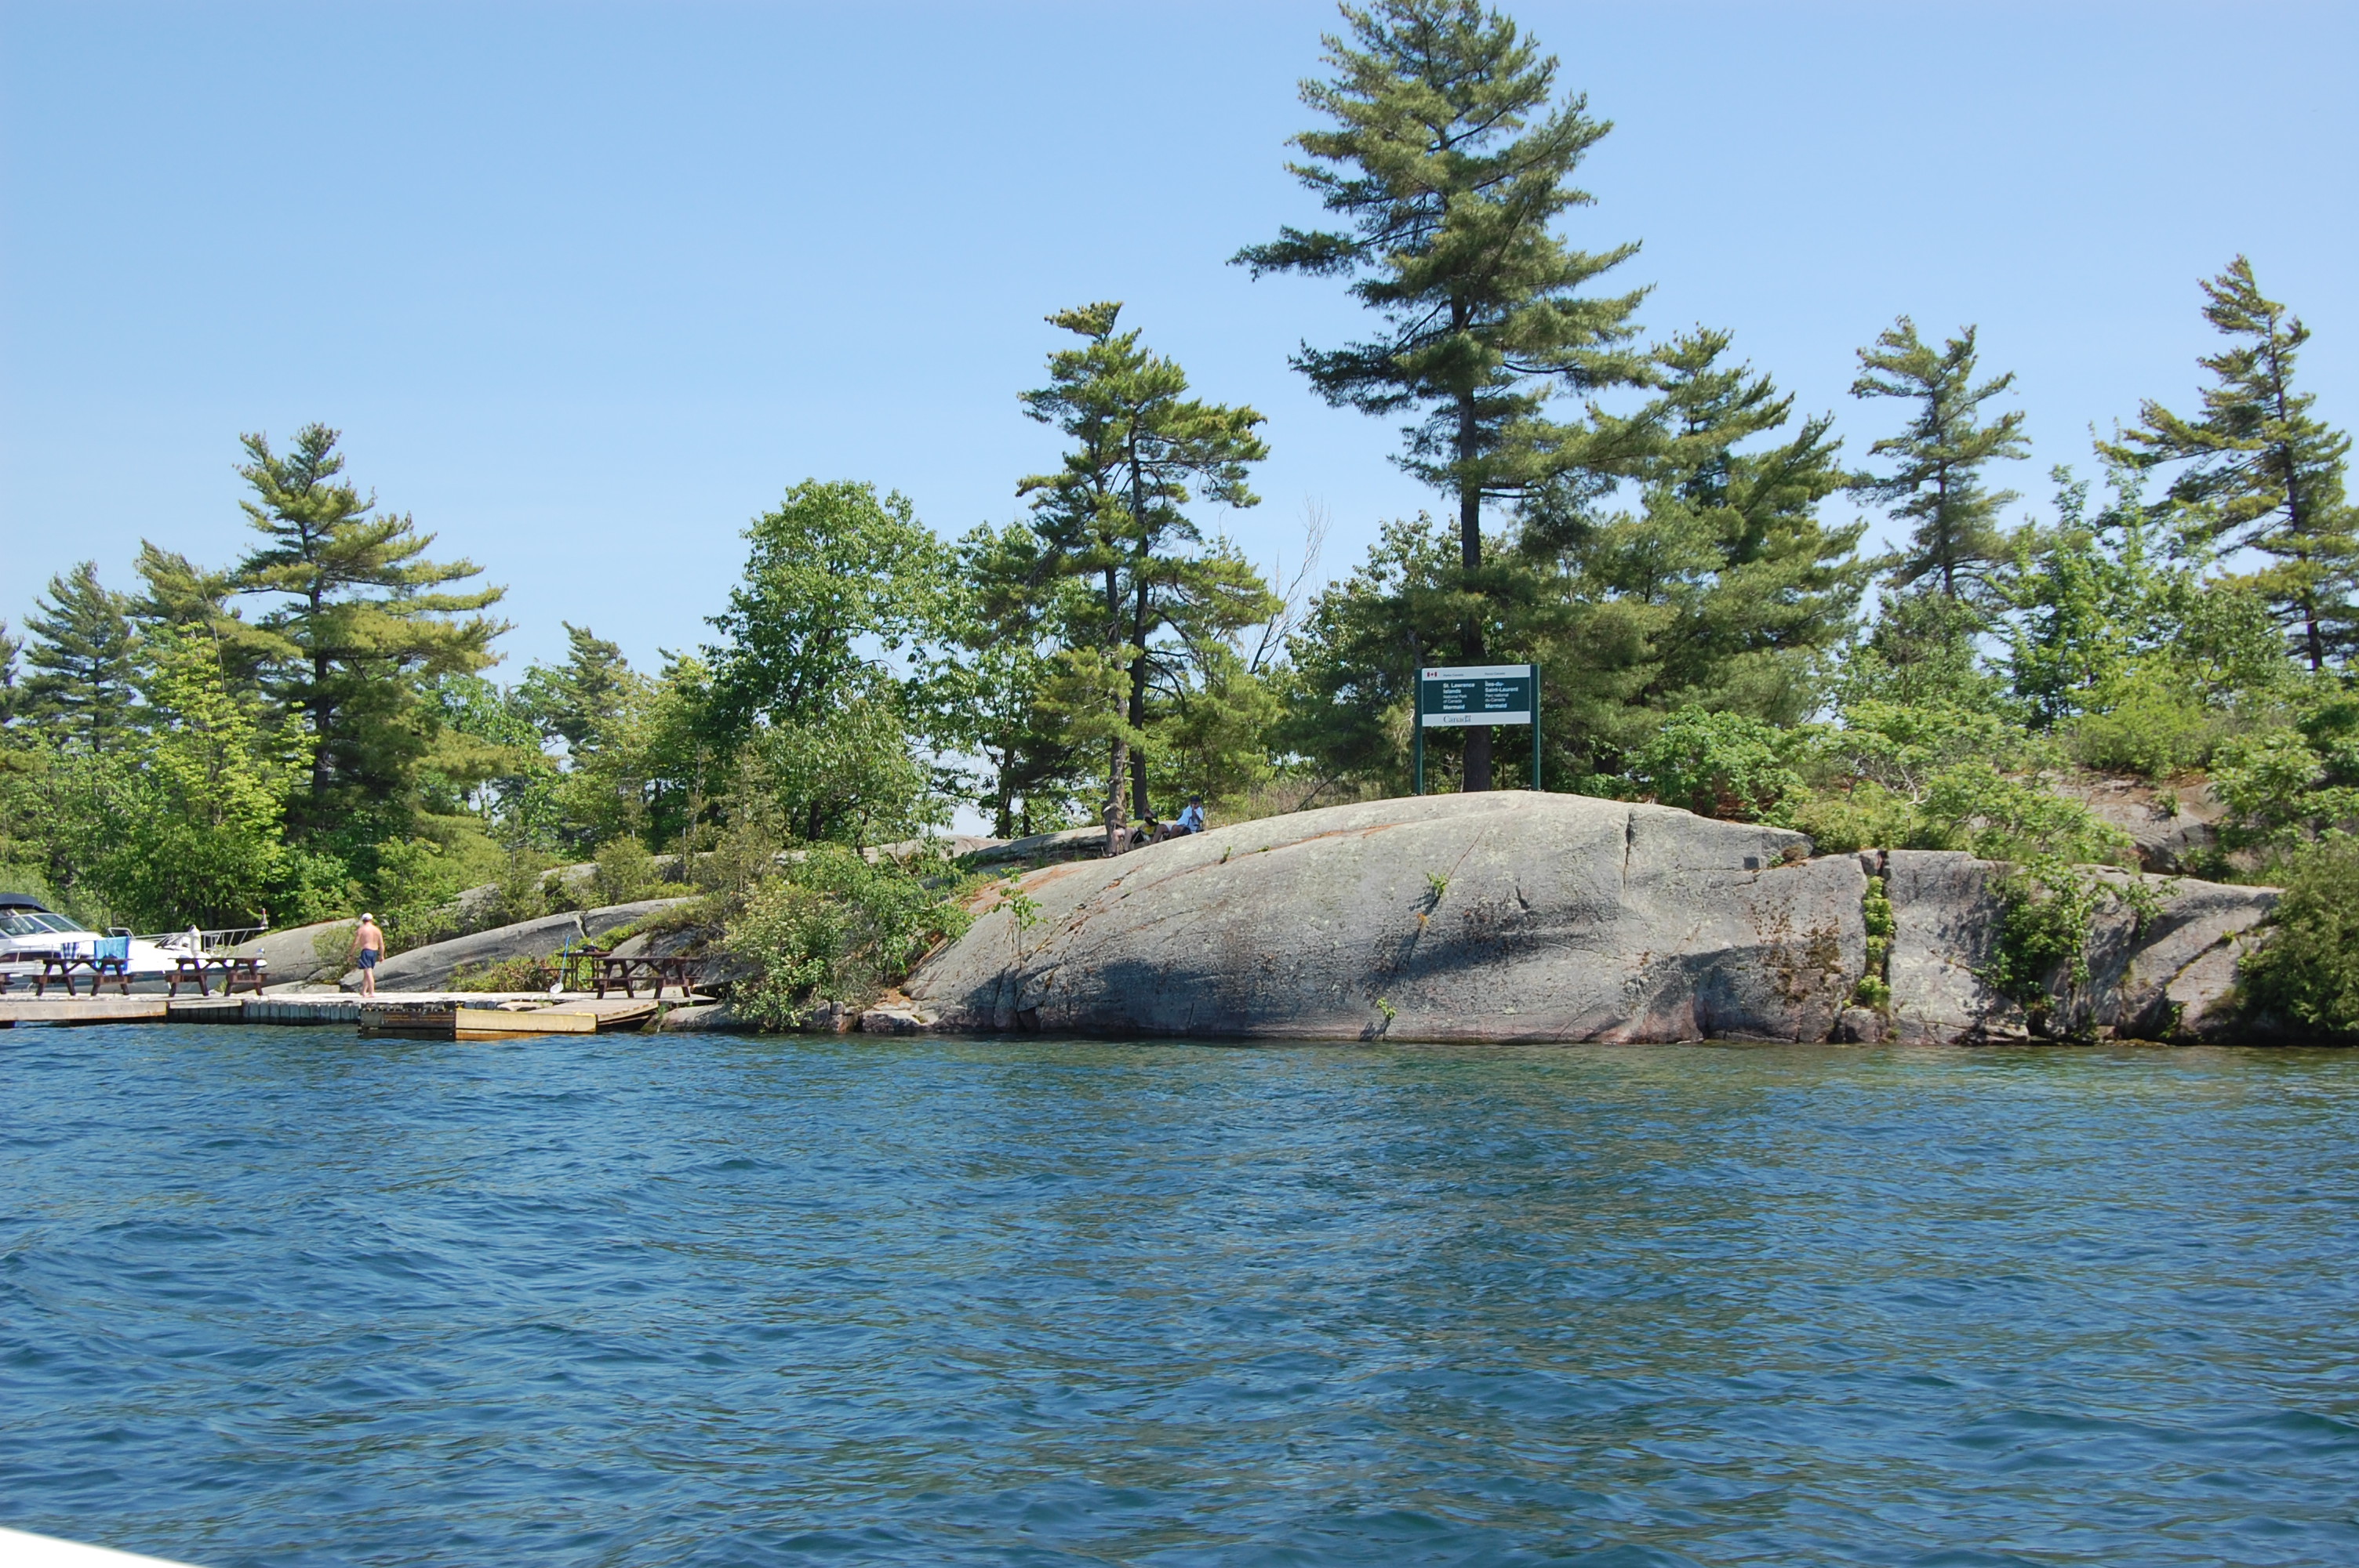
[3,1027,2357,1567]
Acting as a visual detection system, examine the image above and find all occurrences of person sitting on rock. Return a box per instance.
[1165,796,1206,839]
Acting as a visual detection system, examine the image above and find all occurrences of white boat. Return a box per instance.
[0,892,258,988]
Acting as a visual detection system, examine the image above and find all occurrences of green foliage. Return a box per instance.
[705,479,946,739]
[723,845,974,1031]
[1855,874,1894,1009]
[1285,514,1467,789]
[449,953,561,993]
[926,521,1085,837]
[1019,301,1275,830]
[23,561,142,753]
[1839,590,2002,713]
[2210,701,2359,856]
[734,685,945,849]
[373,835,489,953]
[232,423,508,884]
[2237,836,2359,1040]
[2110,257,2356,671]
[32,629,335,930]
[2065,667,2231,779]
[1629,708,1801,825]
[1984,855,2119,1009]
[0,619,20,726]
[1850,318,2030,605]
[591,833,664,906]
[1790,780,1915,857]
[1238,0,1648,788]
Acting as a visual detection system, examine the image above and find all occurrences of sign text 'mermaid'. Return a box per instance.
[1418,663,1536,728]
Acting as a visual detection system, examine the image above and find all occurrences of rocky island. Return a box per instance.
[902,793,2278,1046]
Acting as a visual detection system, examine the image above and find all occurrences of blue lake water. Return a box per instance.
[3,1025,2357,1567]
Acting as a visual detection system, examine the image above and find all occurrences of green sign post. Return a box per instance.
[1415,662,1541,793]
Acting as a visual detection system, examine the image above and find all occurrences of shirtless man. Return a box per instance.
[347,913,385,996]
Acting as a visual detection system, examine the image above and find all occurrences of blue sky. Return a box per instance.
[4,1,2354,677]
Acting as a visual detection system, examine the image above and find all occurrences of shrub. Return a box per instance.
[1630,709,1801,824]
[722,844,975,1031]
[450,953,560,993]
[2066,668,2231,779]
[1791,779,1914,855]
[591,834,661,905]
[2237,836,2359,1040]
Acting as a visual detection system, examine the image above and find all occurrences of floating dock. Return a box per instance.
[0,992,692,1034]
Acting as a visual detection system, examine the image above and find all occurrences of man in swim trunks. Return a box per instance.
[347,913,384,996]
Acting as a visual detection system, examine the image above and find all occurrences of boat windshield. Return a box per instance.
[0,911,85,937]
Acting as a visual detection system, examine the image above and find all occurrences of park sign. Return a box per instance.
[1419,663,1536,728]
[1412,662,1543,793]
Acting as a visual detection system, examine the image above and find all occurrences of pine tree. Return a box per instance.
[519,622,642,759]
[1236,0,1649,789]
[1558,330,1868,724]
[232,424,508,851]
[2108,257,2356,670]
[131,541,272,696]
[23,561,140,753]
[1019,303,1272,847]
[1850,318,2030,604]
[0,620,20,727]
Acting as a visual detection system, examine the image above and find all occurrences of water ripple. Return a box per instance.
[2,1028,2357,1566]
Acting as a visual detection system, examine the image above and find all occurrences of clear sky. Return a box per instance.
[4,1,2354,677]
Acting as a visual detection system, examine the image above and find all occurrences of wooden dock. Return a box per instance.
[362,997,663,1040]
[1,991,690,1033]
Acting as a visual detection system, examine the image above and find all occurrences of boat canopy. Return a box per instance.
[0,892,52,912]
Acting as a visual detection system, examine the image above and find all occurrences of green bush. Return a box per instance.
[591,834,662,905]
[2066,668,2230,779]
[1630,708,1801,824]
[722,844,975,1031]
[450,953,560,993]
[2237,837,2359,1040]
[1791,780,1914,855]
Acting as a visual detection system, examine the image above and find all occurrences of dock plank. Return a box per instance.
[0,996,170,1025]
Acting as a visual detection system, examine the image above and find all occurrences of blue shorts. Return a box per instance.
[358,949,379,970]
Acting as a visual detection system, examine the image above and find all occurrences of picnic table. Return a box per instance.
[167,955,268,996]
[35,953,130,996]
[594,954,703,1000]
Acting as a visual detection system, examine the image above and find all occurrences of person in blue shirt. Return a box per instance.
[1172,796,1206,836]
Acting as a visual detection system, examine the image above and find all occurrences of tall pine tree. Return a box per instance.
[23,561,140,753]
[1850,318,2030,605]
[1019,303,1272,847]
[1237,0,1649,789]
[2108,257,2355,670]
[232,424,507,855]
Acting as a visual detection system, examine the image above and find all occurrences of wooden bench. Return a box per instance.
[168,956,268,997]
[37,955,129,996]
[593,954,703,1000]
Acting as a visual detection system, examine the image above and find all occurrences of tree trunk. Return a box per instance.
[1457,395,1492,792]
[1105,736,1130,857]
[1128,577,1153,821]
